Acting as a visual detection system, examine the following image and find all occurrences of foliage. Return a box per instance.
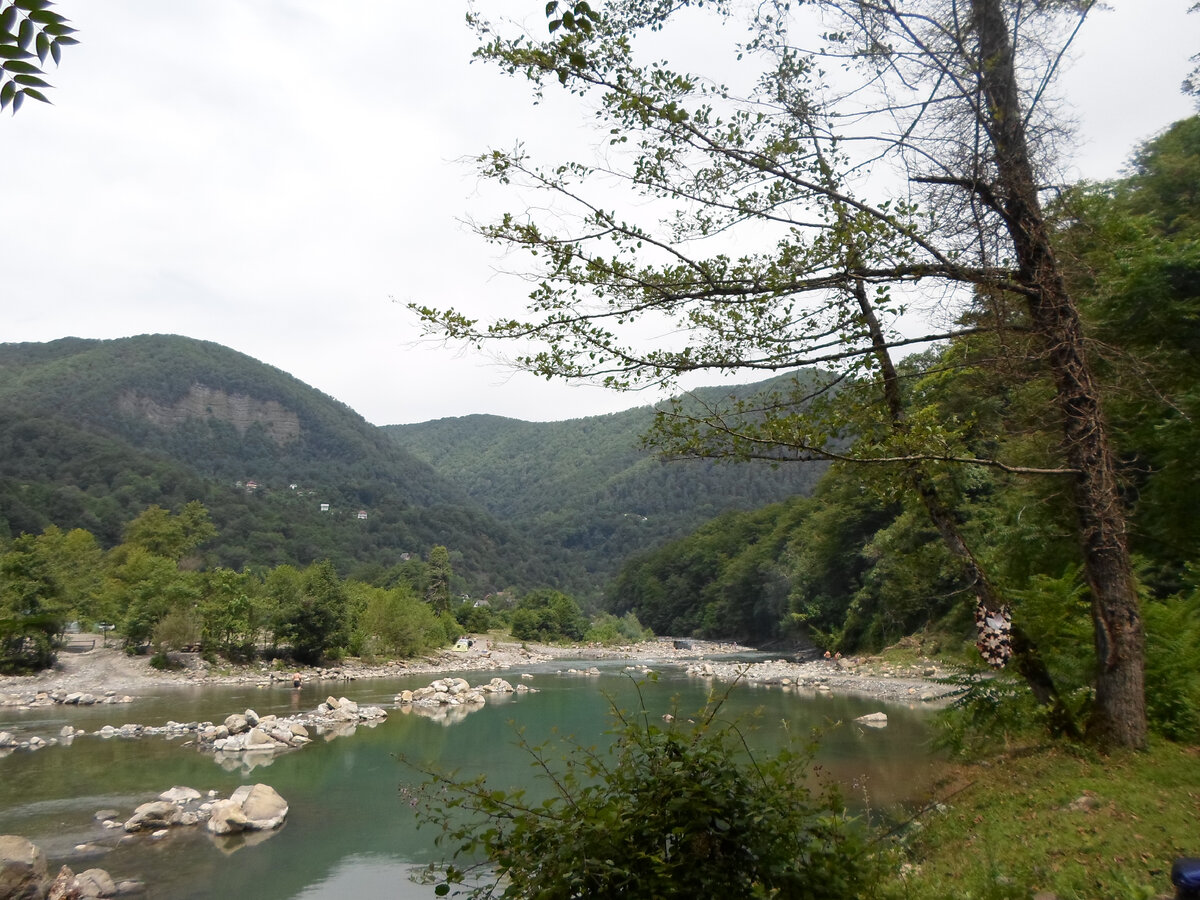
[426,545,453,613]
[608,499,807,643]
[0,611,56,673]
[275,559,348,665]
[122,501,216,562]
[349,581,445,659]
[509,588,589,643]
[411,682,872,899]
[0,334,539,598]
[0,0,76,114]
[151,604,201,653]
[453,600,495,634]
[1142,582,1200,742]
[584,610,651,645]
[386,377,827,595]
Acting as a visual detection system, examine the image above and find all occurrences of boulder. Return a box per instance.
[158,786,201,804]
[0,834,49,900]
[124,800,182,832]
[233,784,289,830]
[206,799,250,835]
[244,728,279,750]
[207,784,290,835]
[0,731,15,748]
[223,714,249,735]
[76,868,117,898]
[855,712,888,728]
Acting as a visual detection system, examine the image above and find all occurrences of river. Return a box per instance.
[0,657,941,898]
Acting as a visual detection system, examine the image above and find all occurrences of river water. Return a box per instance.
[0,657,940,898]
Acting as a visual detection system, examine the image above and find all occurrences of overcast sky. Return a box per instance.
[4,2,1196,425]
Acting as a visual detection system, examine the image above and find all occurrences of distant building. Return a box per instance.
[245,481,258,492]
[320,503,330,513]
[356,510,368,520]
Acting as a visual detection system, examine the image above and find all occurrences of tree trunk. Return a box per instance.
[971,0,1146,747]
[853,279,1080,738]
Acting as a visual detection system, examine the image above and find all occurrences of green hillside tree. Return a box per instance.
[425,545,453,613]
[413,0,1154,747]
[510,588,588,642]
[276,559,348,664]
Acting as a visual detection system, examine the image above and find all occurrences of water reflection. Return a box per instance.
[0,665,942,899]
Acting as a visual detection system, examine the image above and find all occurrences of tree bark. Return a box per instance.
[971,0,1146,747]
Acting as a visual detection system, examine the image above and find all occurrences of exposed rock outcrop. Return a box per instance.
[117,385,300,444]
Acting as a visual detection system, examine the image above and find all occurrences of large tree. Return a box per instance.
[414,0,1151,746]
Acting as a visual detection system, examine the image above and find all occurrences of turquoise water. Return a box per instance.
[0,660,940,898]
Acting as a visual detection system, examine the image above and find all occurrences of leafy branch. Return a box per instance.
[0,0,76,114]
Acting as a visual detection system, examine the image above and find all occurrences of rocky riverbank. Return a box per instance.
[0,636,956,715]
[681,655,959,704]
[0,783,293,899]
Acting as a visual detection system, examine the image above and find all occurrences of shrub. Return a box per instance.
[409,680,871,899]
[585,611,652,645]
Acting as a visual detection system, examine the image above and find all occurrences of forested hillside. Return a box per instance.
[0,335,536,594]
[385,375,828,588]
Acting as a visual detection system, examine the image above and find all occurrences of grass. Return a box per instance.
[876,740,1200,900]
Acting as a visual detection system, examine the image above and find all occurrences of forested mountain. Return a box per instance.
[0,335,536,594]
[384,376,827,590]
[0,336,825,599]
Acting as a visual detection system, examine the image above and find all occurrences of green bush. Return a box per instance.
[585,611,652,645]
[509,589,588,643]
[409,681,872,899]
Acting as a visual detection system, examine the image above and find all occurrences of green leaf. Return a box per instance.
[17,16,33,49]
[19,86,48,103]
[50,34,76,45]
[12,0,53,11]
[11,86,23,111]
[27,9,65,26]
[47,36,57,64]
[0,45,32,60]
[13,72,48,87]
[545,1,558,14]
[0,79,15,109]
[2,58,40,73]
[34,29,46,62]
[0,5,17,32]
[41,23,74,36]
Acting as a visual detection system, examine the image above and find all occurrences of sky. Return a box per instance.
[3,1,1197,425]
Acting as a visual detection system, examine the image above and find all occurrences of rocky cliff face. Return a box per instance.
[118,385,301,444]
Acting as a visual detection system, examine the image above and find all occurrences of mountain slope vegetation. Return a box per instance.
[0,335,534,593]
[385,377,827,590]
